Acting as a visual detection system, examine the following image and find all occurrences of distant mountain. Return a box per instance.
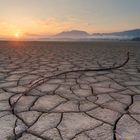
[35,28,140,41]
[53,29,140,40]
[92,29,140,38]
[132,37,140,41]
[110,29,140,37]
[53,30,90,38]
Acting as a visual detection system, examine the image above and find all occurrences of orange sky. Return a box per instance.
[1,16,138,39]
[0,0,140,39]
[0,17,96,38]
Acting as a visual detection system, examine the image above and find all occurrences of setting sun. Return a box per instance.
[14,33,19,38]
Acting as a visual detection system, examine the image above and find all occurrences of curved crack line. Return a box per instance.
[27,131,51,140]
[85,112,114,126]
[6,52,130,140]
[28,52,130,93]
[11,52,130,112]
[56,127,64,140]
[129,114,140,125]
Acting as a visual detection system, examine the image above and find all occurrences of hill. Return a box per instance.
[53,30,90,38]
[93,29,140,38]
[132,37,140,41]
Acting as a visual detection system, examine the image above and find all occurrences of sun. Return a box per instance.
[14,33,20,38]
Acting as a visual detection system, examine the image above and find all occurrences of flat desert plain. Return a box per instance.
[0,41,140,140]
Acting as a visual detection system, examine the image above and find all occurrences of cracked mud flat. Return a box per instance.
[0,41,140,140]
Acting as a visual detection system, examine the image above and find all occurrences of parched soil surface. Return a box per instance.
[0,41,140,140]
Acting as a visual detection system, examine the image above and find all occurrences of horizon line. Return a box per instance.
[0,27,140,39]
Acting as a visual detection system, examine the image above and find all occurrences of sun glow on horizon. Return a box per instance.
[14,33,20,38]
[0,0,139,39]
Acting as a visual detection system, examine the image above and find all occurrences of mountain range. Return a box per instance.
[52,29,140,40]
[93,29,140,37]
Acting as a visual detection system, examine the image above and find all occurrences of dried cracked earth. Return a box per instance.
[0,41,140,140]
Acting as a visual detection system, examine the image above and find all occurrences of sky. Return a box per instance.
[0,0,140,38]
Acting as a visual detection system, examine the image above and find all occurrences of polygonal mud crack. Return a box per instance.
[1,45,140,140]
[58,113,102,140]
[116,115,140,140]
[28,113,61,135]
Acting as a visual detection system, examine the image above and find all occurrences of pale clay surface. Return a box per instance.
[0,42,140,140]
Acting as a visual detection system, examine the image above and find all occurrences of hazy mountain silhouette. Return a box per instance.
[53,29,140,39]
[92,29,140,37]
[35,28,140,41]
[53,30,90,38]
[132,37,140,41]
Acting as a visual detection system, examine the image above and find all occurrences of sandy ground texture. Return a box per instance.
[0,41,140,140]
